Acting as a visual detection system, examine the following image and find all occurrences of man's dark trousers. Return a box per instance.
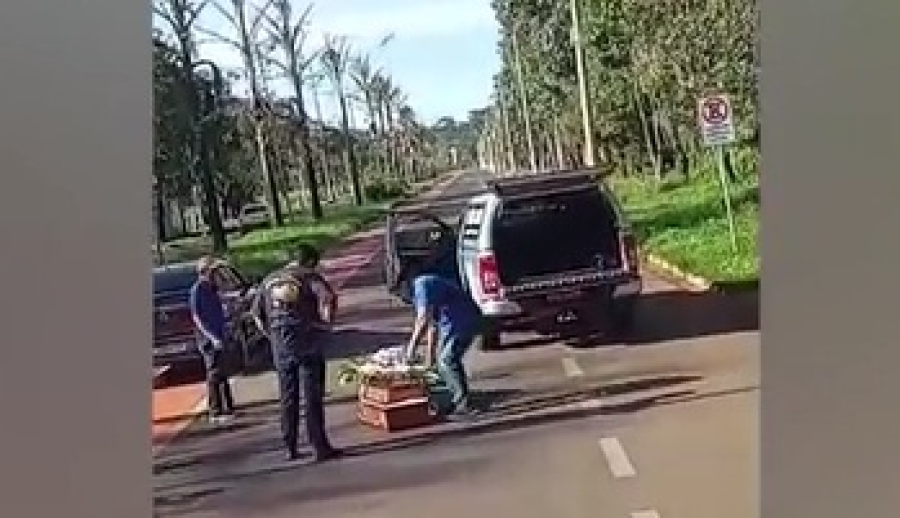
[275,350,331,456]
[201,347,235,416]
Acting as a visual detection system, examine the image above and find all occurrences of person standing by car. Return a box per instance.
[403,268,483,420]
[251,244,342,462]
[189,256,236,424]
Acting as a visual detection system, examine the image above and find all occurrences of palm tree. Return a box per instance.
[153,0,229,252]
[260,0,325,219]
[396,104,422,180]
[370,73,396,179]
[380,77,406,181]
[319,34,363,206]
[348,53,385,180]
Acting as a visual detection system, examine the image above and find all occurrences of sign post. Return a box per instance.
[698,94,738,253]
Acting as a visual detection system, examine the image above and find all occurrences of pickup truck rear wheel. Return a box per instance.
[479,318,503,351]
[610,298,637,335]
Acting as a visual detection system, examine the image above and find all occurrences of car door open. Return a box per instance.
[384,206,460,302]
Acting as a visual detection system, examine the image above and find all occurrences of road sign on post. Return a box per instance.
[698,94,736,147]
[697,94,739,252]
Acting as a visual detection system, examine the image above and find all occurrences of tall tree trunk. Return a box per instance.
[553,119,566,170]
[253,119,285,224]
[178,41,227,253]
[288,69,323,219]
[310,85,334,201]
[632,82,659,181]
[365,101,383,181]
[385,104,399,180]
[154,187,167,242]
[336,84,364,205]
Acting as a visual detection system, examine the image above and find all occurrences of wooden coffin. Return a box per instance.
[356,378,434,432]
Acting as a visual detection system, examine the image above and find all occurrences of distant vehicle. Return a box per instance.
[152,261,268,373]
[384,169,642,349]
[239,202,270,230]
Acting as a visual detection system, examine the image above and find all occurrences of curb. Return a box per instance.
[642,253,712,292]
[642,252,760,293]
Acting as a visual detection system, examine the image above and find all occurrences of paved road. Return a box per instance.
[153,169,759,518]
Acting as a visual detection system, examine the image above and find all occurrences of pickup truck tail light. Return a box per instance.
[476,252,503,301]
[620,231,639,274]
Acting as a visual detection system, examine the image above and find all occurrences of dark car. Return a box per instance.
[385,169,642,348]
[152,261,267,373]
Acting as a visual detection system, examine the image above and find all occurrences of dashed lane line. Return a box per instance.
[561,357,585,378]
[599,436,637,478]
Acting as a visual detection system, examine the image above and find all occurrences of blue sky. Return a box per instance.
[181,0,501,125]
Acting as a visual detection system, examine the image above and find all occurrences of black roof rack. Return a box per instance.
[485,168,607,199]
[388,189,487,215]
[388,167,610,215]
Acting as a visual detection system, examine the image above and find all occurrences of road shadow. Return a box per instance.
[153,374,681,482]
[623,285,758,345]
[155,432,283,479]
[154,485,225,516]
[155,449,491,517]
[343,373,705,458]
[485,333,584,352]
[480,282,757,352]
[162,417,266,440]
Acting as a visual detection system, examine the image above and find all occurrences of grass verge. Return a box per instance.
[159,202,390,276]
[226,203,390,275]
[609,171,759,284]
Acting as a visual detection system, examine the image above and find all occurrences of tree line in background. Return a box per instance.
[480,0,759,180]
[152,0,483,253]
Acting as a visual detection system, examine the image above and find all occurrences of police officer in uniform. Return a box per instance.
[252,244,342,462]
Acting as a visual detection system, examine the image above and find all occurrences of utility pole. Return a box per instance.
[510,25,538,173]
[570,0,596,167]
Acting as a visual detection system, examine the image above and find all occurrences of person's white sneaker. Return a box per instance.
[208,414,234,425]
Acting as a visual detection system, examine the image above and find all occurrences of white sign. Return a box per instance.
[698,94,736,147]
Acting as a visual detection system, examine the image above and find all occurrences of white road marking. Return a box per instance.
[561,357,585,377]
[598,437,637,478]
[631,511,661,518]
[576,399,602,411]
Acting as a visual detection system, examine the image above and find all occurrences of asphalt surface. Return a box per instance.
[153,169,759,518]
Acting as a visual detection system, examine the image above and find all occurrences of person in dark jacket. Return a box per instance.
[252,244,342,462]
[189,256,236,424]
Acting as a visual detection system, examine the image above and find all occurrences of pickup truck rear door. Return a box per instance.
[384,209,458,302]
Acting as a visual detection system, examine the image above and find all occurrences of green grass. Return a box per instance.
[158,202,390,276]
[156,173,445,275]
[226,203,390,275]
[610,170,759,284]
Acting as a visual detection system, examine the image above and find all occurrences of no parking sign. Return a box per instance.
[698,94,736,147]
[697,93,739,252]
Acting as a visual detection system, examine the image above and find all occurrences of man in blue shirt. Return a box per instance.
[189,256,236,423]
[404,272,483,419]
